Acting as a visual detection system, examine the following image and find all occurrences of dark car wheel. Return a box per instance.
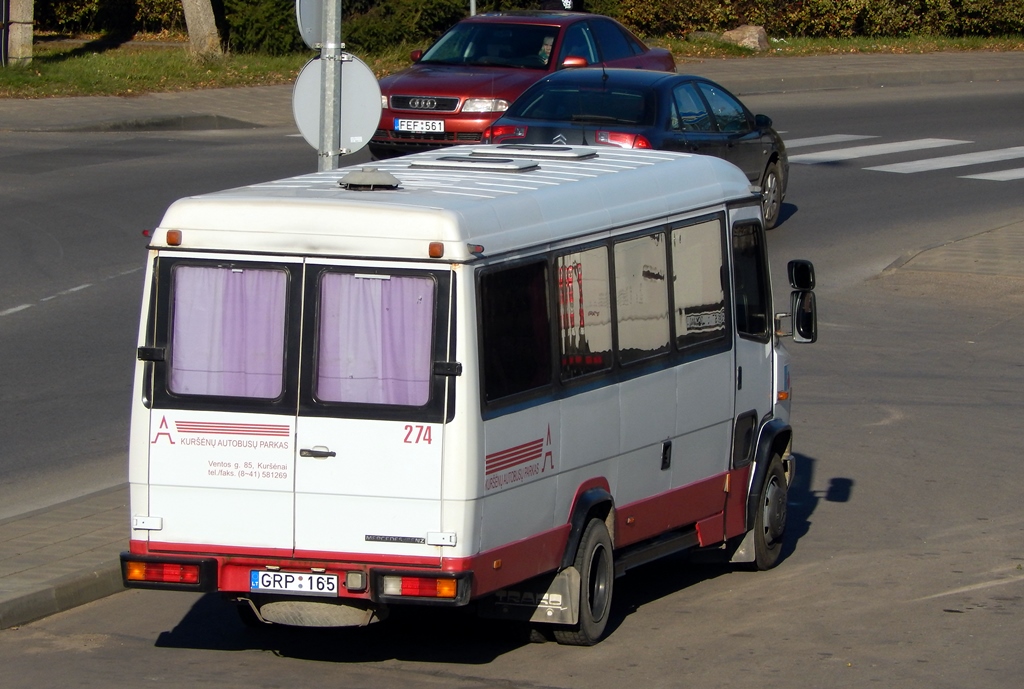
[760,161,782,230]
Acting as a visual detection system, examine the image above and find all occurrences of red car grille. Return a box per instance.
[376,130,483,144]
[390,96,461,113]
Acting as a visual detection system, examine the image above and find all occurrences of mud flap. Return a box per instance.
[728,530,756,563]
[477,567,581,625]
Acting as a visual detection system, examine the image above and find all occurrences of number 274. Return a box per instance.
[403,425,432,444]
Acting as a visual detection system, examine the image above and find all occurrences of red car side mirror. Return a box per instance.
[560,56,589,69]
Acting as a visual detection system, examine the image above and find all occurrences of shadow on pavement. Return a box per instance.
[155,455,851,661]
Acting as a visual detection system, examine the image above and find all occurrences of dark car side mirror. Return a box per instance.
[754,113,773,129]
[410,49,423,63]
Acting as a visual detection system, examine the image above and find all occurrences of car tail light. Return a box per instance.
[484,124,528,144]
[125,560,201,585]
[382,575,458,598]
[595,131,653,149]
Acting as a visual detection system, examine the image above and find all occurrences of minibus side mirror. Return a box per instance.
[788,259,815,290]
[791,290,817,343]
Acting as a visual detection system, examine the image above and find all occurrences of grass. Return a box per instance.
[2,32,1022,99]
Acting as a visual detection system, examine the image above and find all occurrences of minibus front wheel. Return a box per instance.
[753,454,788,570]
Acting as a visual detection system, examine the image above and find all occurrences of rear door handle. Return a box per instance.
[300,446,336,459]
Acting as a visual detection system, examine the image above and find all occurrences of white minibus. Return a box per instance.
[121,145,816,645]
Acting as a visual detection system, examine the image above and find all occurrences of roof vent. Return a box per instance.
[474,145,598,160]
[408,156,539,173]
[339,167,401,191]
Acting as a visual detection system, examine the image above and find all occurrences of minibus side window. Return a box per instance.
[614,232,670,365]
[316,273,435,406]
[480,261,552,402]
[557,247,612,380]
[672,219,728,350]
[168,265,287,398]
[732,223,771,339]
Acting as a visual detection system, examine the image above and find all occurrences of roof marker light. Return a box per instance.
[166,230,182,246]
[429,242,444,258]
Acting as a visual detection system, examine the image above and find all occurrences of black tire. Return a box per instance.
[760,161,782,230]
[553,518,614,646]
[753,455,788,570]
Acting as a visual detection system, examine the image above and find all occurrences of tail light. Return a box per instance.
[381,575,458,599]
[595,131,653,149]
[483,124,528,144]
[125,560,201,585]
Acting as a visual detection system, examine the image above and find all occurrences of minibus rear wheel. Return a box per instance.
[753,454,788,570]
[553,518,614,646]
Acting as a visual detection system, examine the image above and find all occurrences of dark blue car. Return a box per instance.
[484,68,789,228]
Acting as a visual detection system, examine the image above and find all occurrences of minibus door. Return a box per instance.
[145,255,303,555]
[292,263,450,562]
[731,223,775,451]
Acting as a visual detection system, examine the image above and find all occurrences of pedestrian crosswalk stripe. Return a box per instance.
[960,167,1024,181]
[784,134,877,149]
[865,146,1024,173]
[789,138,970,164]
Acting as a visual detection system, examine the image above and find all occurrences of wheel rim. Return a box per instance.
[587,543,611,622]
[762,475,787,545]
[761,171,780,223]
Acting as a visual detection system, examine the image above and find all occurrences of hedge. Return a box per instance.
[32,0,1024,53]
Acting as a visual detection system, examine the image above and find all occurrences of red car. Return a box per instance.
[370,11,676,159]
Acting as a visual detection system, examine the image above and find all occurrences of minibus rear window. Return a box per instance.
[315,273,435,406]
[168,265,288,399]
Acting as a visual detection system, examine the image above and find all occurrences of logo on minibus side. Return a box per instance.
[484,425,555,492]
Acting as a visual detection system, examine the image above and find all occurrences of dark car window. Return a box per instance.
[421,23,560,69]
[511,85,656,126]
[558,23,599,65]
[623,31,646,56]
[696,82,750,133]
[672,82,714,132]
[588,18,634,62]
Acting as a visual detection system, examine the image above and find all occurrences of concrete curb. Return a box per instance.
[0,560,124,629]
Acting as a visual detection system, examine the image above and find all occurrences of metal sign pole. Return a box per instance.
[318,0,343,171]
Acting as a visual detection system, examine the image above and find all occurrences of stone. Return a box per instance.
[721,25,769,52]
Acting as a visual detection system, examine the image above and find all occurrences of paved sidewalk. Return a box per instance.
[0,486,127,628]
[1,49,1023,630]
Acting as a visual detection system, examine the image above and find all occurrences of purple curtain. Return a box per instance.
[169,266,287,398]
[317,273,434,406]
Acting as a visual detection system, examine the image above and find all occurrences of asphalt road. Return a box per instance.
[0,128,318,518]
[2,78,1024,687]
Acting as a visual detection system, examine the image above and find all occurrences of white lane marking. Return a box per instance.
[0,304,33,317]
[40,283,93,301]
[913,575,1024,601]
[0,267,142,317]
[784,134,877,149]
[865,146,1024,173]
[961,167,1024,181]
[789,138,971,164]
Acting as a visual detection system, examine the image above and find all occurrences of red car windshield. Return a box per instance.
[510,86,657,126]
[419,23,561,69]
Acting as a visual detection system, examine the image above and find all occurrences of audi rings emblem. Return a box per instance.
[410,98,437,110]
